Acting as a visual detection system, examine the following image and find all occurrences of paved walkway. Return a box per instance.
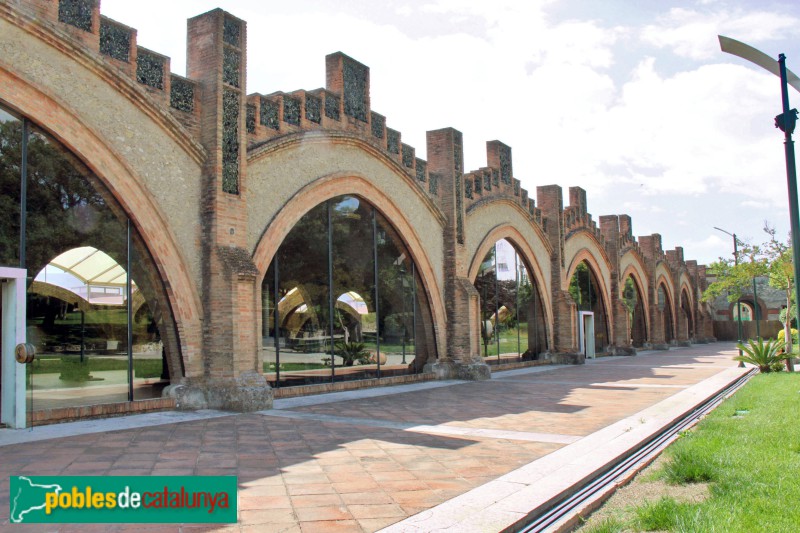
[0,343,749,532]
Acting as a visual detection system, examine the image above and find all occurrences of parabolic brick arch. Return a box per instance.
[0,0,716,421]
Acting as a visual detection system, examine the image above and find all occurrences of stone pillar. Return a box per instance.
[425,128,489,380]
[537,185,579,357]
[167,9,272,411]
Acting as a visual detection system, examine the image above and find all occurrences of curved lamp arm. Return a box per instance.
[719,35,800,93]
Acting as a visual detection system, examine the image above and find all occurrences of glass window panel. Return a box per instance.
[261,260,279,383]
[375,210,418,377]
[331,195,377,382]
[475,245,498,359]
[0,104,21,267]
[130,227,168,400]
[272,200,331,387]
[569,261,609,353]
[25,127,129,408]
[263,196,435,387]
[494,240,518,361]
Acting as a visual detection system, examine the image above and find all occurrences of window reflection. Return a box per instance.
[261,195,436,387]
[0,100,173,410]
[569,261,609,352]
[474,239,548,363]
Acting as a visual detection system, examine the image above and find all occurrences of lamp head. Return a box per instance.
[775,108,799,134]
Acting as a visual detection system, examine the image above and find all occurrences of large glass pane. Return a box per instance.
[474,239,549,364]
[130,228,168,400]
[494,240,519,361]
[375,210,417,377]
[261,260,279,383]
[661,284,674,343]
[624,277,647,347]
[0,104,21,267]
[263,195,435,387]
[521,262,548,358]
[331,196,377,382]
[475,246,497,359]
[25,126,130,408]
[271,201,331,386]
[569,262,609,353]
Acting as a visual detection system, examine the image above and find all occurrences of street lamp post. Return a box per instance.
[714,227,744,363]
[719,36,800,351]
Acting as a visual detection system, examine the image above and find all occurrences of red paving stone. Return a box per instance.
[0,344,746,532]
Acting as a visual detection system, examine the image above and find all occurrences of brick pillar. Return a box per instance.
[425,128,489,380]
[537,185,579,356]
[600,215,634,354]
[167,9,272,411]
[667,249,691,346]
[696,265,716,342]
[685,260,701,342]
[486,140,513,187]
[639,234,669,350]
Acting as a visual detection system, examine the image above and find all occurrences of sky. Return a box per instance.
[101,0,800,266]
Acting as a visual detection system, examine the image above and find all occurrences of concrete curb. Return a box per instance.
[378,366,750,532]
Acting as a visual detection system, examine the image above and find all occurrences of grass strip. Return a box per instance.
[582,372,800,532]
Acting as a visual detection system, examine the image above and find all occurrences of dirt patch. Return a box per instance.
[573,454,709,531]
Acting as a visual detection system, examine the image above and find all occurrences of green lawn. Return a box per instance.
[31,357,163,379]
[263,362,328,372]
[586,373,800,532]
[480,326,529,357]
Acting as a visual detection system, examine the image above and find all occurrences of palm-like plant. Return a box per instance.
[334,341,371,366]
[735,337,785,372]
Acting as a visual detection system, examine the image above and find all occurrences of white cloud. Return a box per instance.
[641,7,799,61]
[97,0,799,265]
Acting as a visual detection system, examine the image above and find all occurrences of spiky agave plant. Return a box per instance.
[735,337,785,372]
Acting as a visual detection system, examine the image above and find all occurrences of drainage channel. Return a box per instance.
[518,368,757,533]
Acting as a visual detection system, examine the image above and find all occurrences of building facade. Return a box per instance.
[0,1,715,426]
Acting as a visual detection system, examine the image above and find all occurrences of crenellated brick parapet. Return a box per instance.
[8,0,205,143]
[462,142,543,227]
[243,53,440,206]
[562,187,606,247]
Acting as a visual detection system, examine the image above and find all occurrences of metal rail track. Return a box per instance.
[518,368,757,533]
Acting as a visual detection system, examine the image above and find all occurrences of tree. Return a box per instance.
[701,223,794,354]
[762,223,795,358]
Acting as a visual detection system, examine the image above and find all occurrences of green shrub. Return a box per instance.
[581,517,625,533]
[662,447,716,484]
[634,497,695,531]
[735,338,785,372]
[777,328,798,345]
[334,341,371,366]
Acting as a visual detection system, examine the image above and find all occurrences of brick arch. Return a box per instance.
[565,247,614,351]
[620,259,651,339]
[252,173,446,357]
[0,67,202,378]
[679,272,696,337]
[679,273,694,306]
[655,267,677,340]
[565,248,613,326]
[466,224,554,349]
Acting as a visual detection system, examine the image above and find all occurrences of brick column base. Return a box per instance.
[164,371,273,411]
[612,346,637,355]
[424,360,491,381]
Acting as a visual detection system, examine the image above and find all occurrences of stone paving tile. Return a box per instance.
[0,345,743,533]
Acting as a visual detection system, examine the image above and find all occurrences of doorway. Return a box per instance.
[1,267,27,428]
[579,311,595,359]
